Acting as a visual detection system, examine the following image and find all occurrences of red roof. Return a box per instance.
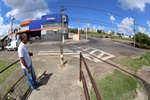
[20,20,31,26]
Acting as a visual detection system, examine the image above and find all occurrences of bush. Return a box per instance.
[136,32,150,46]
[141,44,150,49]
[105,36,109,38]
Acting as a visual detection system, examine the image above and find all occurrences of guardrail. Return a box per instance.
[0,60,30,100]
[0,60,19,74]
[79,52,102,100]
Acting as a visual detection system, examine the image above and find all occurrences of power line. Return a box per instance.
[65,6,125,18]
[4,5,149,34]
[69,19,118,29]
[66,6,150,31]
[10,5,149,30]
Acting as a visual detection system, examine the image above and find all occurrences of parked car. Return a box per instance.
[6,40,20,51]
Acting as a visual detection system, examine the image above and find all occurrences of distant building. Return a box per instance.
[122,34,129,38]
[8,14,69,41]
[0,35,8,49]
[86,28,97,32]
[129,34,134,38]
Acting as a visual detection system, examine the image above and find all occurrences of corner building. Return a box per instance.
[19,14,69,41]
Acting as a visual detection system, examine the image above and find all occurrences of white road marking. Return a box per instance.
[38,51,79,55]
[38,46,115,63]
[74,46,115,62]
[89,49,98,54]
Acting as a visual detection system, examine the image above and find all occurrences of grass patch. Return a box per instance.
[81,32,112,38]
[90,70,138,100]
[112,36,133,41]
[114,52,150,72]
[0,60,19,85]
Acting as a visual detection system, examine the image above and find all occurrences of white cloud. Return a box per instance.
[147,21,150,28]
[3,0,50,21]
[110,16,115,22]
[69,26,74,28]
[118,0,150,12]
[0,16,3,25]
[117,17,134,34]
[87,23,90,27]
[108,13,115,22]
[0,24,9,36]
[0,23,20,37]
[93,26,96,29]
[138,26,147,33]
[97,26,105,30]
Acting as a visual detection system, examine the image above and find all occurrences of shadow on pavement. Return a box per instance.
[23,71,53,100]
[64,60,68,65]
[38,71,53,86]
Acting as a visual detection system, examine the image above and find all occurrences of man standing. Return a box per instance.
[18,33,38,90]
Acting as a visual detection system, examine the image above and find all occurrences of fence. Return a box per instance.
[79,52,102,100]
[0,60,30,100]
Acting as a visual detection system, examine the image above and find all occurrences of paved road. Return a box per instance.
[71,37,146,58]
[0,37,149,100]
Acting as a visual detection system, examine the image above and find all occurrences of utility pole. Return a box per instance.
[10,15,15,33]
[86,20,88,40]
[133,20,136,47]
[10,15,15,41]
[60,6,66,44]
[78,18,80,40]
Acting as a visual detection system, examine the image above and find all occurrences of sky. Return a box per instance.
[0,0,150,37]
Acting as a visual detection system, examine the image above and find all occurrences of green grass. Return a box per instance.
[90,32,112,37]
[0,60,19,85]
[90,70,138,100]
[112,36,133,41]
[114,52,150,72]
[81,32,112,38]
[82,32,133,41]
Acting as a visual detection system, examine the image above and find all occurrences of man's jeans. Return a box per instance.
[23,65,37,90]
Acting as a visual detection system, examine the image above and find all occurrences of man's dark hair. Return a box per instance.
[19,33,27,41]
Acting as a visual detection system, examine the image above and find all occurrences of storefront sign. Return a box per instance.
[47,17,56,21]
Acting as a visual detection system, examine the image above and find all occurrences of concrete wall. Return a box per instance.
[41,30,62,41]
[21,25,29,31]
[73,34,79,41]
[41,30,68,41]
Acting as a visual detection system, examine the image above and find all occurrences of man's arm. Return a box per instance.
[20,57,30,73]
[28,52,33,56]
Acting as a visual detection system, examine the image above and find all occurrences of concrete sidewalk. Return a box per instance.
[28,55,85,100]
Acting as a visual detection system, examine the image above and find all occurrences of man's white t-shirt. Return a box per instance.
[18,42,31,69]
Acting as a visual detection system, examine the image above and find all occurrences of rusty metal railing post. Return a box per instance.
[81,71,90,100]
[82,55,102,100]
[80,52,82,81]
[80,52,102,100]
[60,45,64,66]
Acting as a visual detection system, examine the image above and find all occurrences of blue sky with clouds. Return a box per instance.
[0,0,150,37]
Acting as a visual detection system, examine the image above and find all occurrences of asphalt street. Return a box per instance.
[0,37,149,100]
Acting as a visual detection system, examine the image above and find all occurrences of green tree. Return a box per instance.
[80,29,85,34]
[97,30,103,33]
[135,32,149,44]
[69,28,78,34]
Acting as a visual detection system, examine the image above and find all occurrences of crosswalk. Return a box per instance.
[38,46,115,63]
[73,46,115,62]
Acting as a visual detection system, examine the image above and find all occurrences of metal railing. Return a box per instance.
[0,60,29,100]
[79,52,102,100]
[0,60,19,74]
